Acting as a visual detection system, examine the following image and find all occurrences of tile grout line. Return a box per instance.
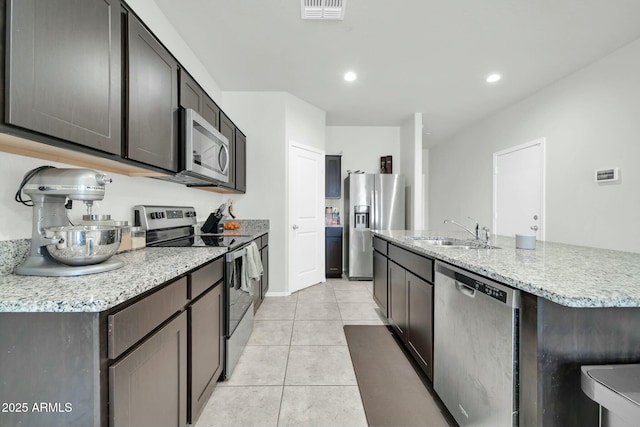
[275,286,298,427]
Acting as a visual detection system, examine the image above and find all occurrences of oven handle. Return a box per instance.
[226,247,248,262]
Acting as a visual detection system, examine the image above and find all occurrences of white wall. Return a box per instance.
[0,150,227,240]
[324,126,401,219]
[429,38,640,253]
[422,148,429,230]
[221,92,287,293]
[400,113,424,230]
[222,92,326,294]
[285,94,326,152]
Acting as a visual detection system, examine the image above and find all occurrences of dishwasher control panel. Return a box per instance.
[456,272,508,303]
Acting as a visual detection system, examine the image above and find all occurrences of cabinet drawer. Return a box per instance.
[108,277,188,359]
[388,244,433,283]
[191,257,224,299]
[373,236,388,255]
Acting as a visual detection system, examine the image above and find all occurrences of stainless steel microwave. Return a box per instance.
[183,107,229,183]
[160,108,229,186]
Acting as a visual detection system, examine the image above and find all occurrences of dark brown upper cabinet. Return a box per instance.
[219,111,236,190]
[325,155,341,198]
[234,128,246,193]
[6,0,122,155]
[179,69,220,130]
[126,12,179,172]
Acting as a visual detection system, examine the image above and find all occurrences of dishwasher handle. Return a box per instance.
[455,281,476,298]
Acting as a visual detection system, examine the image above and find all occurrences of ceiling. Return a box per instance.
[153,0,640,146]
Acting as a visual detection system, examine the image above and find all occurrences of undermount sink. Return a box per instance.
[405,236,500,250]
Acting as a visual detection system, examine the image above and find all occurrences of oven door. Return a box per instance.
[225,249,254,337]
[183,108,229,183]
[224,247,255,379]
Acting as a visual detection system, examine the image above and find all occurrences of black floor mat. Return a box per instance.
[344,325,456,427]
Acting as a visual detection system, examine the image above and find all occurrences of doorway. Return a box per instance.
[288,142,325,293]
[493,139,546,240]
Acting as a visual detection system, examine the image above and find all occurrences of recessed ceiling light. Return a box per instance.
[486,73,502,83]
[344,71,357,82]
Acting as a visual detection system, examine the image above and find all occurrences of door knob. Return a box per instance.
[292,224,299,230]
[530,225,539,231]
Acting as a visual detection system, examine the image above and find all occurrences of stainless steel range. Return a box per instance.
[134,205,256,379]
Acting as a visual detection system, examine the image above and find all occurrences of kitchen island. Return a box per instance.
[0,221,269,427]
[373,230,640,427]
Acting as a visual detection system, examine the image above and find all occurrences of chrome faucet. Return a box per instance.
[444,217,491,244]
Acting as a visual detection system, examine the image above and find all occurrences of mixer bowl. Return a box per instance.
[44,225,122,266]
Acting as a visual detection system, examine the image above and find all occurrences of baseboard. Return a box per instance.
[263,291,291,297]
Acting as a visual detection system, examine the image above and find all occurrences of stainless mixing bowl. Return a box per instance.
[44,225,122,266]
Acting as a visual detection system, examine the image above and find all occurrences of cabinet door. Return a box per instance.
[325,155,341,198]
[179,69,220,131]
[219,112,236,189]
[179,69,202,112]
[7,0,121,154]
[127,14,178,172]
[325,228,343,278]
[235,129,247,193]
[110,312,187,427]
[373,250,388,316]
[189,283,223,423]
[407,271,434,381]
[388,260,407,341]
[202,97,220,131]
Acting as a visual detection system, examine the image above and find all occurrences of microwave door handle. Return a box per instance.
[219,144,230,174]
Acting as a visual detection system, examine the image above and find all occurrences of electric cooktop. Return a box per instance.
[147,234,252,250]
[134,205,252,251]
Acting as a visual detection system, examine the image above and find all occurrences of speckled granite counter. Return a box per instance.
[374,230,640,308]
[0,219,269,313]
[194,219,269,236]
[0,247,227,312]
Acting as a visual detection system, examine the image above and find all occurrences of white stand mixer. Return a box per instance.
[15,167,124,276]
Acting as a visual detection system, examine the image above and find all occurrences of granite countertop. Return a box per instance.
[0,247,227,313]
[0,219,269,313]
[374,230,640,308]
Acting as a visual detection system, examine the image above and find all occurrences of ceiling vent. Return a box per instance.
[301,0,346,20]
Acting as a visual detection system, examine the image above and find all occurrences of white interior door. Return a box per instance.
[493,139,545,240]
[289,142,325,293]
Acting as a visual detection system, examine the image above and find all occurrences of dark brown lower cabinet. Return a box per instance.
[379,239,435,380]
[373,249,388,316]
[189,282,224,422]
[407,271,434,381]
[109,311,187,427]
[388,260,407,341]
[325,227,343,278]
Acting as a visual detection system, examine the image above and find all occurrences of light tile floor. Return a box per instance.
[195,277,388,427]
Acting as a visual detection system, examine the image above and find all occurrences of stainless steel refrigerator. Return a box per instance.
[344,173,405,280]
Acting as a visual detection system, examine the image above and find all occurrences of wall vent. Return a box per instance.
[301,0,346,20]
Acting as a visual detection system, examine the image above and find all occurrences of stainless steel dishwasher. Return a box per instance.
[433,261,521,426]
